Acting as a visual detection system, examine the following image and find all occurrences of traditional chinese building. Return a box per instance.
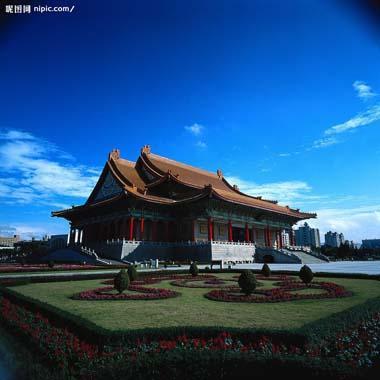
[52,146,316,263]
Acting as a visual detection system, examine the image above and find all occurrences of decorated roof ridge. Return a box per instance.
[107,159,134,189]
[143,150,223,179]
[107,151,146,193]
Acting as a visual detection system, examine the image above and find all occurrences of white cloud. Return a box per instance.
[185,123,204,136]
[353,81,377,100]
[0,129,100,207]
[324,104,380,135]
[310,136,339,149]
[196,141,207,148]
[226,176,312,204]
[0,130,36,140]
[225,175,380,242]
[304,205,380,243]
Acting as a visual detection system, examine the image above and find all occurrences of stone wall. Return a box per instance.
[89,240,254,263]
[210,241,255,262]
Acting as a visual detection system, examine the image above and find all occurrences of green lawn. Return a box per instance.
[9,273,380,331]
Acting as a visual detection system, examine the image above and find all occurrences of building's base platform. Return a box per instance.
[86,240,256,263]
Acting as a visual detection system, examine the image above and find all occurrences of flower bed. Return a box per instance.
[170,276,239,289]
[102,274,215,286]
[72,284,180,300]
[233,274,291,282]
[205,281,352,303]
[0,263,101,273]
[1,295,379,378]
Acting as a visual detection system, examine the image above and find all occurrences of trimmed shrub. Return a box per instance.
[238,270,257,295]
[127,265,138,282]
[48,261,55,268]
[114,269,130,294]
[261,263,271,277]
[299,265,313,285]
[189,262,199,277]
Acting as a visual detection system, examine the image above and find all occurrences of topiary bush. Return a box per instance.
[299,265,314,285]
[238,270,257,295]
[261,263,271,277]
[189,262,199,277]
[127,265,138,282]
[114,269,130,294]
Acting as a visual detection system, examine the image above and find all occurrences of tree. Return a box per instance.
[127,265,138,282]
[189,262,199,277]
[261,263,271,277]
[299,265,313,285]
[238,270,257,295]
[114,269,130,294]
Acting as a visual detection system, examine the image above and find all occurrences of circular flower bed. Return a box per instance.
[205,281,352,303]
[170,276,239,289]
[102,274,215,286]
[72,284,180,300]
[233,274,291,282]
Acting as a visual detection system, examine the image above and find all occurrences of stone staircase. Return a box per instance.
[289,250,326,264]
[256,247,328,264]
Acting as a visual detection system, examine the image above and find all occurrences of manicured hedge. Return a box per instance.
[1,271,380,380]
[0,269,379,349]
[2,281,380,349]
[87,350,356,380]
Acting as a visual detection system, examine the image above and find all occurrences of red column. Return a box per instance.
[140,218,145,240]
[208,218,213,241]
[245,223,250,242]
[191,220,196,241]
[228,221,233,242]
[268,228,272,247]
[152,220,157,241]
[278,230,283,248]
[129,217,134,240]
[251,227,256,243]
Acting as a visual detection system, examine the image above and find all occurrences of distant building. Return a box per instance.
[0,235,20,248]
[325,231,345,247]
[362,239,380,249]
[48,234,68,250]
[295,223,321,248]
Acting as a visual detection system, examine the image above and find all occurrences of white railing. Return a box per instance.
[80,246,112,265]
[104,239,255,246]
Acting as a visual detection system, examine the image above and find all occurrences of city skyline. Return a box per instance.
[1,1,380,242]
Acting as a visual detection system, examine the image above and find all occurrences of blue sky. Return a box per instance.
[0,0,380,242]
